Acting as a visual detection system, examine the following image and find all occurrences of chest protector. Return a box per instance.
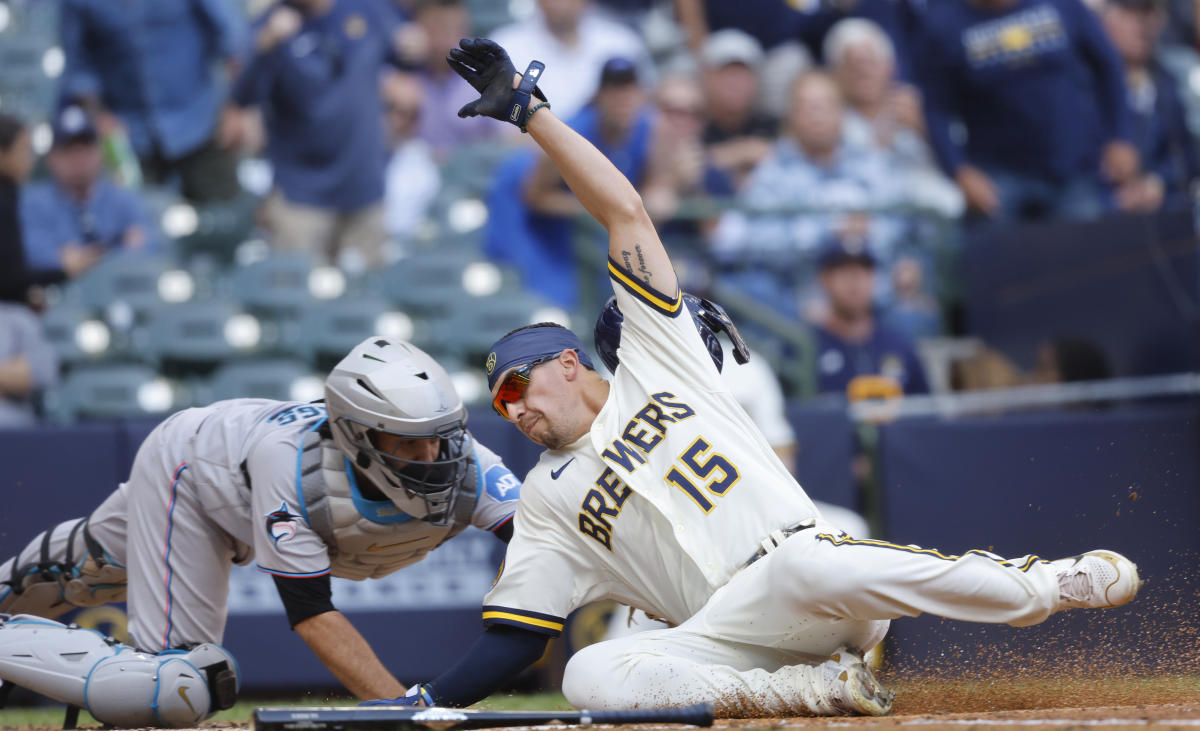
[297,431,478,580]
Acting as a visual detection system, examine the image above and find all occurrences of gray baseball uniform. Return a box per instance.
[0,398,519,651]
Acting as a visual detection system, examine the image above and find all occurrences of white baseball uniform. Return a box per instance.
[0,399,520,652]
[483,261,1063,715]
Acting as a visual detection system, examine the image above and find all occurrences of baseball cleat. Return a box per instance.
[821,647,894,716]
[1051,550,1142,610]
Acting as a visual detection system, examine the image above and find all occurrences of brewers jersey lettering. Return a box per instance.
[483,260,819,634]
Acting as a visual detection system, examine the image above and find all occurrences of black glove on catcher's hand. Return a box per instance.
[447,37,547,129]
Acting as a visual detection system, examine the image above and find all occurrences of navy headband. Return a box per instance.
[485,326,594,390]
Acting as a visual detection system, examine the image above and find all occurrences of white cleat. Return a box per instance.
[1052,550,1142,610]
[819,647,894,716]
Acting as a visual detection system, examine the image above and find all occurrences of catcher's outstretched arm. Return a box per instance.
[524,106,678,298]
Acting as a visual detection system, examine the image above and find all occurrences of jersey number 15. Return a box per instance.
[664,436,740,513]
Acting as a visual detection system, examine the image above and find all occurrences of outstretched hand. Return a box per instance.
[446,38,546,127]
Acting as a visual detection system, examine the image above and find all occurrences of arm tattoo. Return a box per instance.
[619,246,654,286]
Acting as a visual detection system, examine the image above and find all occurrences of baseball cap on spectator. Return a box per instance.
[599,56,639,88]
[702,29,765,70]
[52,105,98,147]
[816,234,876,270]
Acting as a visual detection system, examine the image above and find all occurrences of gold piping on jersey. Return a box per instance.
[815,533,1043,572]
[607,258,682,316]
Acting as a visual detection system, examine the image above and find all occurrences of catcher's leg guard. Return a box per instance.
[0,518,127,617]
[0,614,239,728]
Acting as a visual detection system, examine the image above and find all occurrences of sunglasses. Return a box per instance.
[491,354,559,420]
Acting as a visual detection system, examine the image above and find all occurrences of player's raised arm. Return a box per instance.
[447,38,677,296]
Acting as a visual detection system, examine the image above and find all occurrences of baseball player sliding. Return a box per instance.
[0,338,522,727]
[363,38,1142,716]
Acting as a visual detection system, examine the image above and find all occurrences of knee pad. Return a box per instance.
[0,615,239,728]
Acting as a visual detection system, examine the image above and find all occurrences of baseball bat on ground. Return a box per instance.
[252,703,714,730]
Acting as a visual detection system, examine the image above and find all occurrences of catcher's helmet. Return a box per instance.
[324,337,470,523]
[593,293,750,374]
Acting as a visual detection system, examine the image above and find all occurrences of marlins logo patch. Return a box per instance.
[265,502,302,546]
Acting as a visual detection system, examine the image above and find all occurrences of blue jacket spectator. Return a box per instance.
[232,0,400,268]
[0,302,59,428]
[918,0,1139,221]
[1102,0,1200,212]
[712,71,904,319]
[485,59,654,310]
[20,106,155,280]
[60,0,246,202]
[808,237,930,397]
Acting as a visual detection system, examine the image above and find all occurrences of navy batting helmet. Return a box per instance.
[594,293,750,374]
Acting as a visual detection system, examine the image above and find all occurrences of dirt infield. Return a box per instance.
[9,678,1198,731]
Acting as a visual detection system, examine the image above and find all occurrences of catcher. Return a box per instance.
[364,38,1142,716]
[0,337,522,727]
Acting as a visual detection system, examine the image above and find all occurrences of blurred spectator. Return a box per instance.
[381,71,441,240]
[233,0,400,269]
[398,0,498,159]
[1031,336,1113,383]
[919,0,1139,222]
[810,236,929,396]
[0,114,66,308]
[1101,0,1200,212]
[699,29,777,190]
[643,74,734,233]
[675,0,806,53]
[826,18,964,218]
[949,345,1024,390]
[882,255,942,340]
[20,106,154,281]
[713,71,900,318]
[0,302,59,428]
[490,0,652,119]
[59,0,247,202]
[485,57,654,309]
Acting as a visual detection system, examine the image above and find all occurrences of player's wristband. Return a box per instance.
[520,102,551,134]
[507,60,545,129]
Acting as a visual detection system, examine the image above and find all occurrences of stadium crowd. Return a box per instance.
[0,0,1199,425]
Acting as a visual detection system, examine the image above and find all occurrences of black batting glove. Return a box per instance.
[446,38,547,129]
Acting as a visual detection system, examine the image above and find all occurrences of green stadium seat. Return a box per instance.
[206,358,320,403]
[45,363,180,422]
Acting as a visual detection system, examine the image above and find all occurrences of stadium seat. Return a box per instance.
[46,363,180,421]
[368,251,480,318]
[296,295,422,371]
[145,300,266,375]
[205,358,320,403]
[172,194,259,265]
[40,300,99,367]
[430,292,556,363]
[226,251,316,321]
[74,251,173,322]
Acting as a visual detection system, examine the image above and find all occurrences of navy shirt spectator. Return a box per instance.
[918,0,1139,222]
[20,106,154,280]
[60,0,246,202]
[809,236,930,396]
[1102,0,1200,212]
[233,0,399,268]
[0,114,65,308]
[699,30,778,190]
